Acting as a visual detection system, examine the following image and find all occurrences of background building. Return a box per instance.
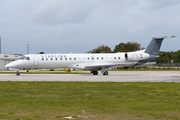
[0,54,22,70]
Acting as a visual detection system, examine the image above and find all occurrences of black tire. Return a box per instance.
[93,71,98,75]
[16,72,20,76]
[103,71,108,75]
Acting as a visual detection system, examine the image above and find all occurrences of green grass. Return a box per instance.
[0,82,180,119]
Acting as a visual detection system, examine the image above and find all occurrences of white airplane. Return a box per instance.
[5,36,175,76]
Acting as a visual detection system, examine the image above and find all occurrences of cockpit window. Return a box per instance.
[20,56,30,60]
[25,57,30,60]
[20,56,25,60]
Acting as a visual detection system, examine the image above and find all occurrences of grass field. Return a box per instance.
[0,82,180,120]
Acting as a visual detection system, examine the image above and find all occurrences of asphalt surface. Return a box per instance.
[0,71,180,82]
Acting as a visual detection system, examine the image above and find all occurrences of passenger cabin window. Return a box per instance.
[65,58,67,60]
[42,58,44,60]
[101,57,103,60]
[74,58,76,60]
[60,58,62,60]
[118,57,120,59]
[51,58,53,60]
[55,58,57,60]
[114,57,116,59]
[69,58,72,60]
[97,57,99,60]
[46,58,48,60]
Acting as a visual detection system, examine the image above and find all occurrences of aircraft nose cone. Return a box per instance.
[5,64,10,68]
[5,61,17,68]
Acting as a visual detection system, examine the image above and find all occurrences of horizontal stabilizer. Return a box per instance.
[152,36,176,40]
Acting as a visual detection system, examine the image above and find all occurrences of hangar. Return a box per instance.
[0,54,22,70]
[0,36,22,70]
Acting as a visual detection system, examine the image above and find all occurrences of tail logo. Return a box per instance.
[139,54,143,59]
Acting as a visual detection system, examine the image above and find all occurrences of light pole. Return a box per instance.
[171,60,173,67]
[4,44,7,56]
[67,46,71,54]
[3,44,7,70]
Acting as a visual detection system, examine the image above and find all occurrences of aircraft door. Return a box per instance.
[33,55,39,66]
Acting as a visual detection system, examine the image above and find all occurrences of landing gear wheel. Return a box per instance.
[103,71,108,75]
[16,72,20,76]
[92,71,98,75]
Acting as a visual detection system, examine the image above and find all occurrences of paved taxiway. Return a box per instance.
[0,71,180,82]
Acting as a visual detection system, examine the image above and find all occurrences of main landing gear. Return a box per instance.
[16,71,20,76]
[102,71,108,75]
[91,69,109,75]
[92,71,98,75]
[101,68,108,75]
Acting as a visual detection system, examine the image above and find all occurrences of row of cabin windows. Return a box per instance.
[42,57,120,61]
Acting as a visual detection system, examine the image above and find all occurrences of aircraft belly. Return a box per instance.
[68,63,86,70]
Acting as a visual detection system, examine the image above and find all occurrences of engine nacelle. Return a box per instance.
[125,52,150,61]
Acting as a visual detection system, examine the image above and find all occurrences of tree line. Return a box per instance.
[154,50,180,64]
[91,42,143,53]
[90,42,180,63]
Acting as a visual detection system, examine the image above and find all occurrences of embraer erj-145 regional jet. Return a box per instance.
[5,36,175,76]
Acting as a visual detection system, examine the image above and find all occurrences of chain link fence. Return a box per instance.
[142,62,180,68]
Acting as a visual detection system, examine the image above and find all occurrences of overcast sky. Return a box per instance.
[0,0,179,55]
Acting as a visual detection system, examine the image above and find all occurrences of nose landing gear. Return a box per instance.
[16,71,20,76]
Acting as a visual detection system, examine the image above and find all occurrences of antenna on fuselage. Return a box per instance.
[67,46,72,54]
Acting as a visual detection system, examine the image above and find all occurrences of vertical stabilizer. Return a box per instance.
[145,36,175,55]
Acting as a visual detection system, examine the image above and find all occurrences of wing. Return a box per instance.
[84,63,115,70]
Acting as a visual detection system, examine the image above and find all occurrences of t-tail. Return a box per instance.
[145,36,176,55]
[134,36,176,65]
